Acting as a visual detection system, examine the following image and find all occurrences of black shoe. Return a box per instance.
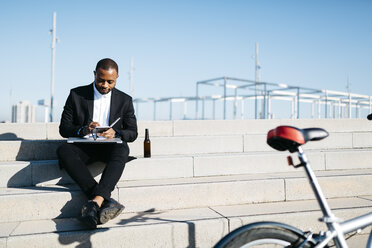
[80,200,100,229]
[98,198,125,224]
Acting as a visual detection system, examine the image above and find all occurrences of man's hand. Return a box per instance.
[81,121,100,136]
[88,122,100,131]
[101,128,116,139]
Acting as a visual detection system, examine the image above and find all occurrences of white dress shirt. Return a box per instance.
[93,83,112,127]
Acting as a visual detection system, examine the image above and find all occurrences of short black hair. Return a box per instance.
[95,58,119,74]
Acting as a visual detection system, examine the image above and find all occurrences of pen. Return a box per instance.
[110,117,121,128]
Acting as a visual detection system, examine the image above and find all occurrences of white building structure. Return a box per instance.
[11,101,36,123]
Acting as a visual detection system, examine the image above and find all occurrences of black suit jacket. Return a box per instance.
[59,83,138,142]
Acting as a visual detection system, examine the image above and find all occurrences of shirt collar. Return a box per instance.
[93,83,112,99]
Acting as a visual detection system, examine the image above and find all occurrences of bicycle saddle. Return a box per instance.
[267,126,329,152]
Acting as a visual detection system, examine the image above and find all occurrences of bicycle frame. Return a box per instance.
[215,126,372,248]
[296,146,372,248]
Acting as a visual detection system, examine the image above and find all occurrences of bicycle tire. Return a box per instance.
[214,223,316,248]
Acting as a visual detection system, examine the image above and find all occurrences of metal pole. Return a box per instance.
[293,97,296,119]
[318,99,321,119]
[332,102,335,118]
[169,101,172,120]
[234,88,237,119]
[183,101,187,120]
[44,107,48,123]
[254,84,258,119]
[348,94,352,118]
[263,84,267,119]
[311,101,315,118]
[297,88,300,119]
[202,98,205,120]
[347,76,351,119]
[325,91,328,118]
[223,77,227,120]
[195,82,199,119]
[212,99,216,120]
[50,12,57,122]
[255,43,260,82]
[267,95,271,119]
[153,101,157,121]
[255,43,260,119]
[241,98,244,120]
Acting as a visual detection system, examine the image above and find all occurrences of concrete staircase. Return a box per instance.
[1,119,372,247]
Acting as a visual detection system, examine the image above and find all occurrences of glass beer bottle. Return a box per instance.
[144,128,151,158]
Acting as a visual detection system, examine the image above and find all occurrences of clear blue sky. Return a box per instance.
[0,0,371,121]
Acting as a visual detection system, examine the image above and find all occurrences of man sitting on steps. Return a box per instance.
[57,58,138,228]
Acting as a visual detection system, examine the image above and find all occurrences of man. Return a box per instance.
[57,58,138,229]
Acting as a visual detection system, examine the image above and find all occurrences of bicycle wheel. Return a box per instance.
[214,223,315,248]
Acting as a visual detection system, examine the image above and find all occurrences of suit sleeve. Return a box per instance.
[116,97,138,142]
[59,90,81,138]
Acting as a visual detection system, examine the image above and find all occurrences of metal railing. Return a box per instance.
[134,77,372,120]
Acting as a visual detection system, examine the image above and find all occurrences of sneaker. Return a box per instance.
[99,198,125,224]
[80,200,100,229]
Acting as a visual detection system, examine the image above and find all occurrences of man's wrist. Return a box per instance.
[114,129,121,138]
[77,126,89,137]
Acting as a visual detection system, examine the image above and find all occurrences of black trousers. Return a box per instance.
[57,142,129,200]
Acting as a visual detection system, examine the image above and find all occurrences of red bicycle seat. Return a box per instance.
[267,126,329,152]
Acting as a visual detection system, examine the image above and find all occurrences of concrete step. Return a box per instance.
[213,196,372,247]
[2,119,372,141]
[172,119,372,135]
[1,169,372,222]
[2,157,194,187]
[2,129,372,161]
[0,140,63,161]
[2,118,372,162]
[1,197,371,248]
[3,149,372,188]
[0,121,175,140]
[0,134,245,161]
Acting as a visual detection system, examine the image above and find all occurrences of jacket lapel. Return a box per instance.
[109,88,119,125]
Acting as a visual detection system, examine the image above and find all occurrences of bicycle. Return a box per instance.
[214,125,372,248]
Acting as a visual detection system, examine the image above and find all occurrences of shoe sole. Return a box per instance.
[99,204,125,224]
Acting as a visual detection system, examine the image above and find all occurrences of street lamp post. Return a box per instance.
[50,12,57,122]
